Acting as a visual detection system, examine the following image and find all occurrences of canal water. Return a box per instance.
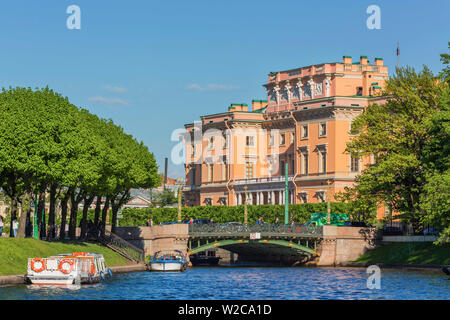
[0,267,448,300]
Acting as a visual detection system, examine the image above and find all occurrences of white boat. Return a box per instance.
[149,250,188,272]
[25,252,113,285]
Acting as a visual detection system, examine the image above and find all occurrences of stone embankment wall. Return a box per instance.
[316,225,381,266]
[113,224,189,257]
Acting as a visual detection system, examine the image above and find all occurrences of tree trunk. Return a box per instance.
[80,195,95,240]
[47,184,58,240]
[69,190,86,240]
[111,203,119,234]
[26,207,32,237]
[94,196,102,226]
[59,192,70,240]
[17,196,28,238]
[37,188,46,239]
[9,196,18,237]
[100,197,110,239]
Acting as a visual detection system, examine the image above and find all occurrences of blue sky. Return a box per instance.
[0,0,448,178]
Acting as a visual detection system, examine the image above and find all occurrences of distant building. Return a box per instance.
[123,195,152,209]
[182,55,390,219]
[155,175,178,193]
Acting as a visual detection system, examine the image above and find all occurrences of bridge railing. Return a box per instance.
[189,223,323,237]
[101,229,145,263]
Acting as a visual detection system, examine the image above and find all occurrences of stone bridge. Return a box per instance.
[112,224,380,266]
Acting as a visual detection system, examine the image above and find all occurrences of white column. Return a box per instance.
[261,192,265,205]
[256,192,260,205]
[279,191,283,204]
[272,191,275,204]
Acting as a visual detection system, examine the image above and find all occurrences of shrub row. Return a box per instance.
[119,202,351,226]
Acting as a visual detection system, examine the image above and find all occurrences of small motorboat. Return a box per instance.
[442,267,450,276]
[25,252,113,285]
[149,250,188,272]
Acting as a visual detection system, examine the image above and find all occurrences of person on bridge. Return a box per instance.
[189,218,194,225]
[274,217,280,226]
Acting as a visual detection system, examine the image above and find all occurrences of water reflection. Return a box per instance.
[0,267,448,300]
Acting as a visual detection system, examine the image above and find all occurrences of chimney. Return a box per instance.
[229,103,248,112]
[360,55,368,65]
[163,157,168,190]
[343,56,352,64]
[374,57,384,66]
[252,100,267,111]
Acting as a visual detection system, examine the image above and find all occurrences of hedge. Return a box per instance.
[119,202,351,226]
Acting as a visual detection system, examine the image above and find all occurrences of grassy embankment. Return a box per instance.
[0,238,131,276]
[355,242,450,266]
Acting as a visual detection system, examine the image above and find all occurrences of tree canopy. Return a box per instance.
[337,44,450,243]
[0,87,161,239]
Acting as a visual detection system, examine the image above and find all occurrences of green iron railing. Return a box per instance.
[189,223,323,238]
[101,229,145,263]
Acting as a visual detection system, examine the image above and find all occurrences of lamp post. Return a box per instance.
[326,179,332,224]
[284,162,289,225]
[177,178,183,223]
[33,188,39,239]
[243,185,248,224]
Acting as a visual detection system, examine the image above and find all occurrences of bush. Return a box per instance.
[119,202,351,226]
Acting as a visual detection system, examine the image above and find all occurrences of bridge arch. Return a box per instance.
[187,239,319,257]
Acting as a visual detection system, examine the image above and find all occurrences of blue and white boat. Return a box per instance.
[149,250,188,272]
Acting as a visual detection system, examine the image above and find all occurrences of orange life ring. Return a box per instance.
[31,258,46,273]
[59,259,74,274]
[90,262,96,276]
[72,252,88,256]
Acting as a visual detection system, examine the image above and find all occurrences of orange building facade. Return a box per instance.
[183,56,389,215]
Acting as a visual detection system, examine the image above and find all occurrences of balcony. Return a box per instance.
[234,175,295,185]
[183,185,200,192]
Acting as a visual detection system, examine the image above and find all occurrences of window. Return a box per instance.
[246,136,255,147]
[351,154,360,172]
[208,164,214,182]
[356,87,363,96]
[317,191,326,203]
[223,133,229,149]
[191,167,196,185]
[268,133,274,147]
[349,121,359,135]
[280,160,285,176]
[191,143,195,157]
[205,198,212,206]
[301,150,309,175]
[318,148,327,173]
[290,156,294,174]
[280,133,286,146]
[207,136,214,150]
[299,192,307,203]
[222,160,228,180]
[319,123,327,137]
[301,124,308,139]
[245,162,254,179]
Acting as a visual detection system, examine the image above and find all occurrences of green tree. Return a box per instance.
[155,188,177,207]
[343,66,444,226]
[418,46,450,243]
